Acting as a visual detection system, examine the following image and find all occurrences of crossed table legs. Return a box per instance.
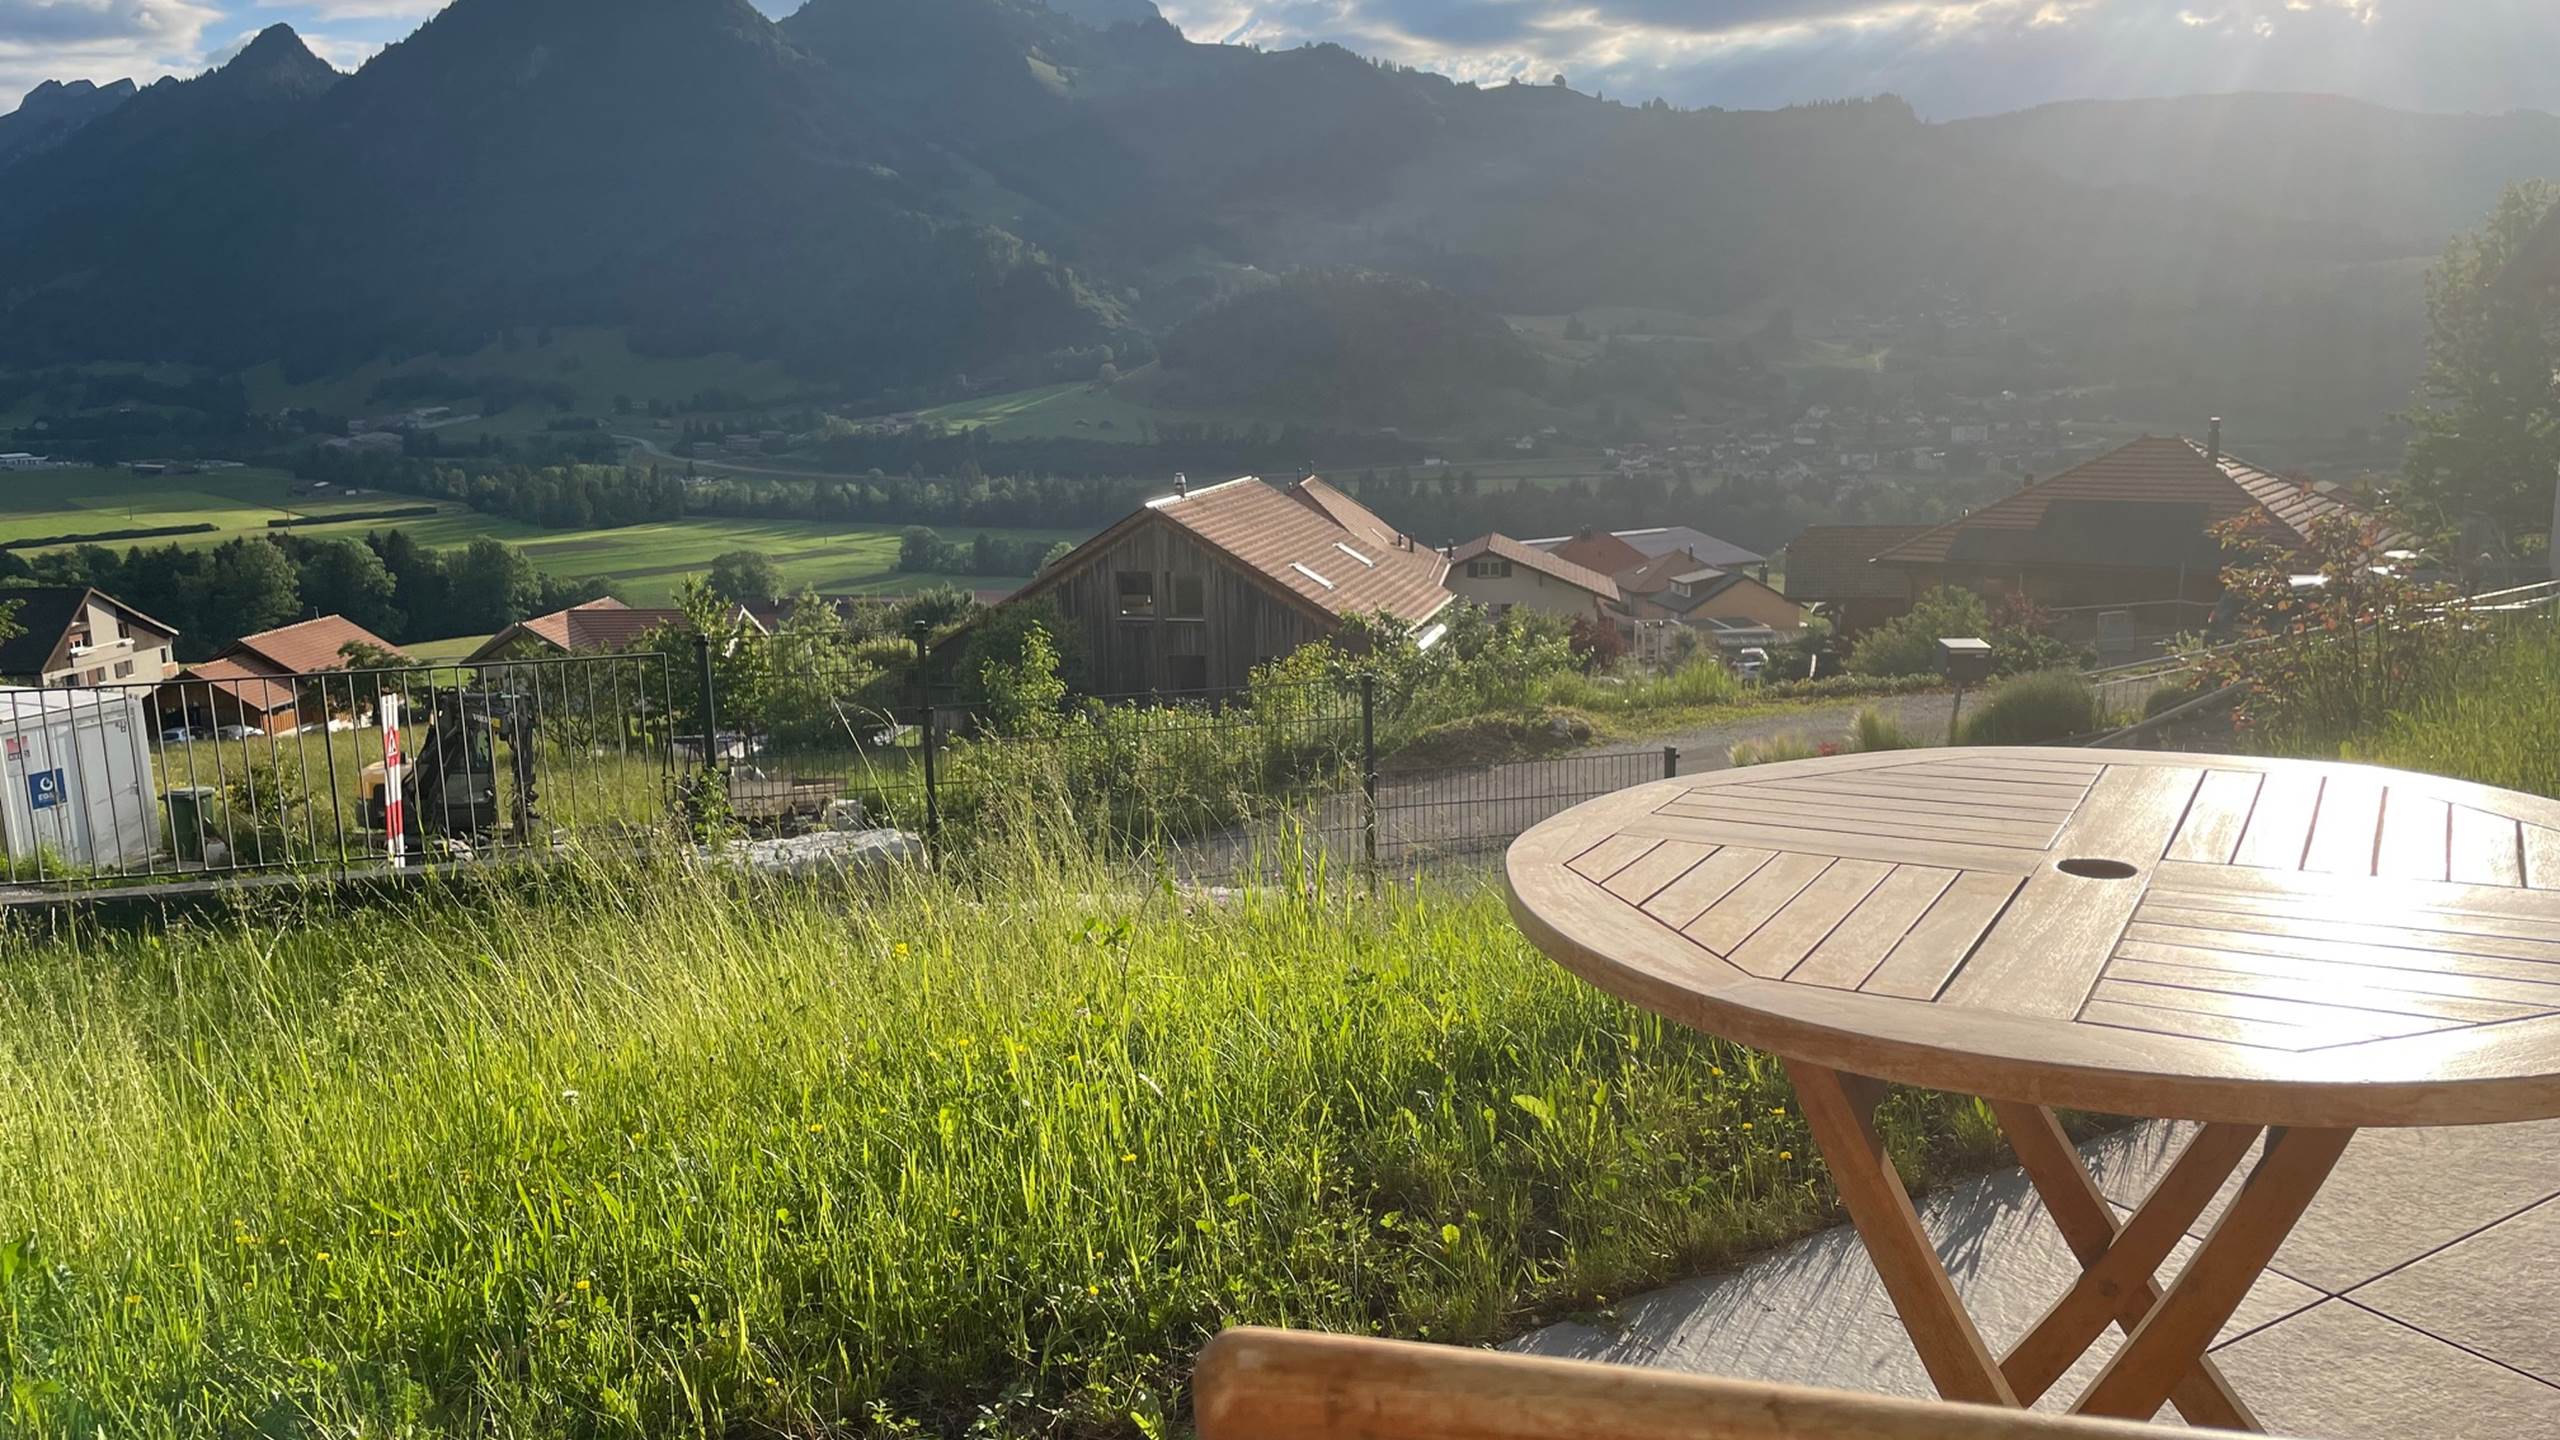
[1788,1062,2353,1431]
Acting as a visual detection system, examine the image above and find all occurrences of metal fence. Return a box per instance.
[0,653,677,893]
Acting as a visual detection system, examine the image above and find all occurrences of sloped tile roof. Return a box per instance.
[1285,476,1406,551]
[1541,530,1652,576]
[1781,525,1933,601]
[1871,436,2408,571]
[233,615,411,673]
[1448,533,1622,603]
[173,655,298,715]
[1151,477,1453,626]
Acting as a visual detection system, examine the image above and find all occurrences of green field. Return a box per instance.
[240,327,805,421]
[902,379,1165,443]
[6,477,1072,611]
[0,467,401,544]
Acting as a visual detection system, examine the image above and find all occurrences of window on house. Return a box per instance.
[113,660,134,679]
[1467,558,1513,579]
[1168,574,1207,620]
[1115,570,1155,618]
[1167,654,1209,694]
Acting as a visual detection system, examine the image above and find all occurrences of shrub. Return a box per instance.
[1850,707,1921,753]
[1846,587,1993,677]
[1960,671,2101,746]
[1729,733,1823,767]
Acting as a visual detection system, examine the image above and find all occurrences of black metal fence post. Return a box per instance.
[919,700,942,858]
[693,633,719,777]
[1359,672,1380,876]
[1664,745,1681,781]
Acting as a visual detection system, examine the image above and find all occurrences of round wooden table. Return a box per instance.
[1505,748,2560,1431]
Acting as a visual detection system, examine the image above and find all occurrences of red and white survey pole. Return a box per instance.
[380,693,406,867]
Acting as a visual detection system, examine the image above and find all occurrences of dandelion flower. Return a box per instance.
[1120,1153,1136,1163]
[1741,1122,1754,1131]
[315,1252,331,1263]
[124,1294,141,1306]
[1779,1151,1794,1161]
[575,1279,591,1292]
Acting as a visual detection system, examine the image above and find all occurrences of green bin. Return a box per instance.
[165,786,218,863]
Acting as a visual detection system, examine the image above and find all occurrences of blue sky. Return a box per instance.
[7,1,2560,123]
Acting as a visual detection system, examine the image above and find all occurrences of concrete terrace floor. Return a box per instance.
[1512,1119,2560,1437]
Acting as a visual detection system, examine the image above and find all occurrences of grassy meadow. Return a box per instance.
[4,477,1068,608]
[0,852,2013,1438]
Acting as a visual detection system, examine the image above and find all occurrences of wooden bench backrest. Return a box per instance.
[1194,1329,2235,1440]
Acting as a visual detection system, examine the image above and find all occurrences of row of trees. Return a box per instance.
[7,529,609,659]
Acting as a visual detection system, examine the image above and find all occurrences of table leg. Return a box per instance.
[1992,1102,2262,1430]
[2072,1125,2355,1422]
[1788,1061,2020,1407]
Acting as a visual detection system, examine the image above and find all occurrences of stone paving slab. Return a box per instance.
[1511,1120,2560,1435]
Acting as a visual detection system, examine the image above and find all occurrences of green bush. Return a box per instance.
[1729,733,1822,767]
[1960,671,2101,746]
[1846,587,1993,677]
[2347,616,2560,798]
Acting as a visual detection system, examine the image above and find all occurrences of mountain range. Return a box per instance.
[3,0,2556,420]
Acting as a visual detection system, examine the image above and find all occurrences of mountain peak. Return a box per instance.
[227,24,330,74]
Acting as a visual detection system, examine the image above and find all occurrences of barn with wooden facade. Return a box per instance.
[992,476,1455,696]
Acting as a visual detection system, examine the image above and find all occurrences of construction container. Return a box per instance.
[0,686,162,873]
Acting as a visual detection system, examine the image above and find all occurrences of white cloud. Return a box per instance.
[0,0,221,104]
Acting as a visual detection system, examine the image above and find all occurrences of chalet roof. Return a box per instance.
[1781,525,1933,601]
[1448,533,1622,604]
[173,655,299,715]
[1153,478,1453,626]
[1871,436,2409,572]
[0,586,179,678]
[469,598,722,661]
[232,615,411,674]
[1285,476,1406,551]
[1534,526,1766,574]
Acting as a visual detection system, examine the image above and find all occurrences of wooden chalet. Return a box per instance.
[993,476,1454,696]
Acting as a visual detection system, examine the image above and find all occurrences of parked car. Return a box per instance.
[160,726,197,745]
[213,724,263,742]
[1734,647,1770,681]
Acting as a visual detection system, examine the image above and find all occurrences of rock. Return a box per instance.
[821,798,870,832]
[716,828,922,877]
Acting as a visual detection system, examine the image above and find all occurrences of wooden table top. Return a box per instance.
[1505,749,2560,1127]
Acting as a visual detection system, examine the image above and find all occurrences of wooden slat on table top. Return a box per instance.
[1641,846,1774,929]
[1504,750,2560,1123]
[1729,859,1894,978]
[1603,839,1715,904]
[2451,806,2525,887]
[1707,780,2080,825]
[1687,852,1834,956]
[1859,871,2025,1000]
[2377,790,2453,883]
[2110,939,2560,1008]
[1788,865,1960,990]
[2231,770,2323,870]
[2104,954,2548,1023]
[2165,769,2262,866]
[1658,798,2057,851]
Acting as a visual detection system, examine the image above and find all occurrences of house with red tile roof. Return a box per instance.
[162,615,412,734]
[1779,524,1934,635]
[1842,431,2411,632]
[989,475,1454,696]
[466,598,768,663]
[1444,533,1620,622]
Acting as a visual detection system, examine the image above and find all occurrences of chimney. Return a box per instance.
[2207,418,2223,467]
[1173,472,1189,498]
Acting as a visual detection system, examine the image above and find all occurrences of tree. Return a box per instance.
[2403,180,2560,543]
[197,539,302,648]
[898,526,943,573]
[295,539,401,637]
[445,538,541,636]
[706,549,784,606]
[1846,587,1993,678]
[1038,540,1075,572]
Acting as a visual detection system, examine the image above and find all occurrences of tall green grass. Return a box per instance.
[0,853,2005,1437]
[2345,614,2560,799]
